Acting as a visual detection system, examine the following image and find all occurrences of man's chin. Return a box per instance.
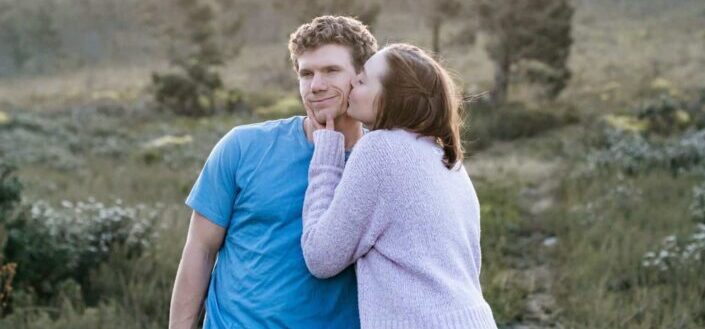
[312,108,345,123]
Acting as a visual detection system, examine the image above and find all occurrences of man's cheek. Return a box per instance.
[339,85,352,104]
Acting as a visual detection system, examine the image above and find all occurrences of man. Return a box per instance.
[169,16,378,329]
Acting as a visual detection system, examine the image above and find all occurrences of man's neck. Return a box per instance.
[304,114,363,150]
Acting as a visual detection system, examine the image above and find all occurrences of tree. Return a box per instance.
[145,0,248,116]
[0,0,62,74]
[475,0,574,105]
[423,0,462,56]
[277,0,381,28]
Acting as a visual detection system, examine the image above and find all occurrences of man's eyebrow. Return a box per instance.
[299,65,342,73]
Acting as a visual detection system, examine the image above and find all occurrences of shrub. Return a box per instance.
[0,162,21,316]
[151,62,249,116]
[636,93,692,136]
[463,100,578,151]
[2,199,160,304]
[0,108,138,170]
[0,163,21,221]
[691,182,705,224]
[641,225,705,281]
[255,96,303,120]
[587,127,705,176]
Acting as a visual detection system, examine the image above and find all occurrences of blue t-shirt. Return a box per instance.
[186,116,359,329]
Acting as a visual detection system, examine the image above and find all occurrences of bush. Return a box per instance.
[0,108,138,171]
[2,199,161,305]
[0,162,21,316]
[641,225,705,283]
[587,127,705,176]
[0,163,21,221]
[463,100,578,151]
[151,62,249,116]
[636,93,692,136]
[0,201,184,328]
[688,88,705,129]
[691,182,705,224]
[255,96,303,120]
[245,90,283,109]
[589,92,705,176]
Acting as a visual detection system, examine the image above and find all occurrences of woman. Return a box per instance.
[302,43,497,328]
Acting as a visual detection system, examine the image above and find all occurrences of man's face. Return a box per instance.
[297,44,357,124]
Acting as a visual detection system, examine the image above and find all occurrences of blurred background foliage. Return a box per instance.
[1,0,705,328]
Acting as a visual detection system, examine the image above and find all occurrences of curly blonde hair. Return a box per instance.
[288,16,378,72]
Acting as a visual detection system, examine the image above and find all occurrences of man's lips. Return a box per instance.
[309,95,338,104]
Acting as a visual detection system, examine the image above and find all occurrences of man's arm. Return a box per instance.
[169,211,226,329]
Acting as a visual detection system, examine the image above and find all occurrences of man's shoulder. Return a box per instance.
[224,116,302,143]
[233,116,301,134]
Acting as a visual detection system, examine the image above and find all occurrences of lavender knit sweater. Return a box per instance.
[302,129,497,329]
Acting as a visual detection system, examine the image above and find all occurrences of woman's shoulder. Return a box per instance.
[347,130,403,172]
[354,129,412,157]
[359,128,415,146]
[351,129,424,169]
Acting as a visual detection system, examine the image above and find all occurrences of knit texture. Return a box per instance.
[302,129,497,329]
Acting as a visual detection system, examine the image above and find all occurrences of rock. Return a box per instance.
[525,293,557,322]
[543,236,558,247]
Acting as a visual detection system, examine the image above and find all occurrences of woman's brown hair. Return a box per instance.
[373,43,464,169]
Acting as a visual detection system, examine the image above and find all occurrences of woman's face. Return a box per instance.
[348,50,388,126]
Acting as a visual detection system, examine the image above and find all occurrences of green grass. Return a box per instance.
[475,179,532,325]
[545,167,705,328]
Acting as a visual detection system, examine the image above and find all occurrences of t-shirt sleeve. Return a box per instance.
[185,128,242,229]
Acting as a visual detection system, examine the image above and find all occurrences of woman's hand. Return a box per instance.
[305,92,348,132]
[305,106,334,132]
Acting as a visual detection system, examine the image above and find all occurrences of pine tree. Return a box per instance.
[277,0,381,28]
[475,0,574,105]
[147,0,247,116]
[424,0,462,56]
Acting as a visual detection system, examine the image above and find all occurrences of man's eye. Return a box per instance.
[300,72,312,78]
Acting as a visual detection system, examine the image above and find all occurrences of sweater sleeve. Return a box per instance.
[301,129,389,278]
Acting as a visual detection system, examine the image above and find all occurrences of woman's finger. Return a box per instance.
[305,106,324,130]
[325,113,334,130]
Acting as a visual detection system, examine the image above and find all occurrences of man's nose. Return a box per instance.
[310,73,327,93]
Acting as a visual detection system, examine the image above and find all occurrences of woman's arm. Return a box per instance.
[301,130,390,278]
